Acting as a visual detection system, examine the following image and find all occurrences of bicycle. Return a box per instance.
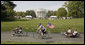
[11,29,28,37]
[33,30,50,39]
[61,31,80,38]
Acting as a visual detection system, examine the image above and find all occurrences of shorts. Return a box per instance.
[41,29,47,34]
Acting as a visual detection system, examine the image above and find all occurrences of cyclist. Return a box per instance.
[15,26,19,34]
[19,26,23,34]
[72,28,78,37]
[64,26,72,37]
[37,23,47,36]
[67,27,72,34]
[12,26,19,36]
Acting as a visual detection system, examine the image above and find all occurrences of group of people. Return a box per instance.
[13,26,23,34]
[37,23,79,38]
[13,23,79,38]
[64,26,79,37]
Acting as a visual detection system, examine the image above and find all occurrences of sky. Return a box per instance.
[12,1,66,12]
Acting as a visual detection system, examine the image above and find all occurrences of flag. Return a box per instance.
[47,23,51,26]
[48,25,54,29]
[47,23,55,29]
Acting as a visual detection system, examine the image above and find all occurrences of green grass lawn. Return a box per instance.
[1,41,84,44]
[1,18,84,33]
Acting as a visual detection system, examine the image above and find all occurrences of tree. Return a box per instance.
[53,11,57,16]
[57,8,67,17]
[1,1,7,20]
[30,10,36,18]
[46,10,54,17]
[63,1,84,18]
[1,1,16,20]
[3,1,16,17]
[16,12,26,17]
[26,10,36,18]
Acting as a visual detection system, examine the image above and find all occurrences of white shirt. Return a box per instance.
[67,29,71,33]
[19,29,22,31]
[74,31,78,33]
[73,31,78,35]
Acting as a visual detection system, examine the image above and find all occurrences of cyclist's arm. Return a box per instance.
[37,26,41,30]
[44,29,46,32]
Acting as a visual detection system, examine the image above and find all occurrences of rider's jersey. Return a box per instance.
[40,25,46,30]
[73,31,78,35]
[67,29,71,33]
[74,31,78,33]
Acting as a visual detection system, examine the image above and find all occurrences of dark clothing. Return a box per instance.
[16,28,19,34]
[72,33,78,38]
[48,23,52,26]
[20,31,23,34]
[41,29,47,35]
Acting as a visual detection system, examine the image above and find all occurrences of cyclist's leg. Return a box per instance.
[37,29,41,34]
[40,30,44,36]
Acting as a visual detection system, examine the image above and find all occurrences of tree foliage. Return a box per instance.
[46,11,54,17]
[16,12,26,17]
[1,1,16,21]
[63,1,84,18]
[26,10,36,18]
[57,8,67,17]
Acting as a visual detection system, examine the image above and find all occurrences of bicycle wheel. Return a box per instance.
[13,31,23,37]
[33,32,42,39]
[22,32,28,37]
[43,32,49,39]
[11,30,16,36]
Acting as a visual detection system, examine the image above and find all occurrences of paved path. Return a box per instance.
[1,31,84,43]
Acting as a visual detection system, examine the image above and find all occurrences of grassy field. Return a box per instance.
[1,41,84,44]
[1,18,84,33]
